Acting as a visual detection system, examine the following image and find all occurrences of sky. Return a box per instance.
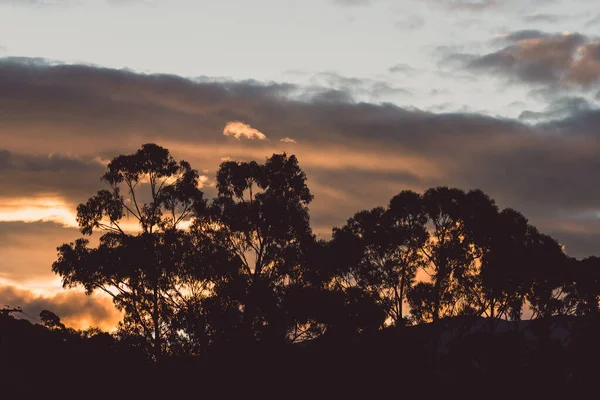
[0,0,599,330]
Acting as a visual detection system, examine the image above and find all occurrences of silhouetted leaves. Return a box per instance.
[45,142,599,382]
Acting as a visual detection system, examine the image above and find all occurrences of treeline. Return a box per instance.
[46,143,599,361]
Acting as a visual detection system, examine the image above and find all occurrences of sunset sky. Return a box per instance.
[1,0,599,330]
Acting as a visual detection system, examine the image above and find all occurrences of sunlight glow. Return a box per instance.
[0,196,78,227]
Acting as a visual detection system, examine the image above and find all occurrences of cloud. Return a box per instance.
[0,149,105,207]
[0,282,121,331]
[0,195,78,227]
[432,0,498,11]
[280,137,297,144]
[522,13,565,23]
[0,0,152,6]
[309,71,411,101]
[223,121,267,140]
[462,30,600,88]
[0,0,77,8]
[394,15,425,30]
[519,96,591,122]
[389,63,418,75]
[333,0,376,5]
[0,221,83,282]
[586,15,600,28]
[1,57,600,261]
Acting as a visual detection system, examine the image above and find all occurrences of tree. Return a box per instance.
[477,208,532,325]
[52,143,210,359]
[408,187,475,323]
[204,153,315,343]
[330,190,427,326]
[564,256,600,316]
[525,229,569,319]
[39,310,66,331]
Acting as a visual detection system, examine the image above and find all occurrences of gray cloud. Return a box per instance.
[309,71,412,100]
[522,13,566,23]
[519,96,591,122]
[394,15,425,30]
[586,15,600,27]
[0,149,105,202]
[462,30,600,88]
[0,57,599,259]
[388,63,419,75]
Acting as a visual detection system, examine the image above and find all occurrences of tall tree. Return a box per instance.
[331,190,427,326]
[205,153,315,343]
[412,187,474,323]
[525,229,569,319]
[477,208,532,323]
[52,144,209,359]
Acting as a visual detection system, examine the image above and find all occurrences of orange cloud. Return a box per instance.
[0,195,78,227]
[223,121,267,140]
[0,282,121,332]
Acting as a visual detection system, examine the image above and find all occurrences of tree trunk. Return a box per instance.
[433,277,442,323]
[398,277,405,325]
[153,284,160,360]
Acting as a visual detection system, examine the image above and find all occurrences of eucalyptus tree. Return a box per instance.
[331,190,428,326]
[52,144,211,359]
[203,153,315,343]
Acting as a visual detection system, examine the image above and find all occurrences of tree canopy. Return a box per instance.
[49,143,600,360]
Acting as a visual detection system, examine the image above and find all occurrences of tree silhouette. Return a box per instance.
[202,153,315,343]
[39,309,66,331]
[331,190,427,326]
[477,208,531,326]
[35,142,600,393]
[406,187,478,323]
[52,143,209,359]
[564,256,600,316]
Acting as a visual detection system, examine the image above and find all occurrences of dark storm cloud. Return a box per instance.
[1,57,599,258]
[460,30,600,87]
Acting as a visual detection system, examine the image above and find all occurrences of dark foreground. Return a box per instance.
[2,314,599,398]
